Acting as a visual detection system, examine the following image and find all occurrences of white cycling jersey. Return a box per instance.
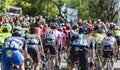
[102,37,116,47]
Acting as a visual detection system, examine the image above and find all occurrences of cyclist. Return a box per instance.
[21,22,29,35]
[43,25,60,69]
[68,24,79,48]
[0,23,12,57]
[68,25,96,70]
[94,27,106,50]
[1,26,28,70]
[114,26,120,55]
[101,30,118,70]
[25,27,45,70]
[57,27,66,69]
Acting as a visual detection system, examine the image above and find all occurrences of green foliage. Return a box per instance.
[88,0,118,22]
[0,0,15,17]
[0,0,119,22]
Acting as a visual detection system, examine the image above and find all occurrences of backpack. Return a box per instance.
[44,30,56,46]
[26,34,39,45]
[71,34,88,52]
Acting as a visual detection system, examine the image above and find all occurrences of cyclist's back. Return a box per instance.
[101,30,118,70]
[25,27,44,70]
[2,26,28,70]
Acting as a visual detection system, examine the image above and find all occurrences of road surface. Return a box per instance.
[0,58,120,70]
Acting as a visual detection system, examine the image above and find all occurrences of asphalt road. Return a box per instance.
[0,57,120,70]
[60,58,120,70]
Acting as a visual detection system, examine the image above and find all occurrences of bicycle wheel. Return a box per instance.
[45,49,51,70]
[74,59,81,70]
[95,57,102,70]
[10,63,19,70]
[105,59,113,70]
[74,63,81,70]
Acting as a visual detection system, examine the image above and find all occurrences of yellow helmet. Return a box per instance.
[1,23,12,32]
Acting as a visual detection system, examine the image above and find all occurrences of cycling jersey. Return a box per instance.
[0,33,11,47]
[2,36,26,70]
[25,33,42,64]
[102,37,116,51]
[114,30,120,37]
[3,36,26,50]
[94,33,105,44]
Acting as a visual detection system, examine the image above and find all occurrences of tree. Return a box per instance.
[0,0,15,17]
[89,0,118,22]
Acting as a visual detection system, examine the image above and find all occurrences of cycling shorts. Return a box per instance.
[44,45,56,56]
[103,51,114,58]
[27,46,40,64]
[69,51,89,70]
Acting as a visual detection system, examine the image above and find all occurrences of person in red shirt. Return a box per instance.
[43,24,51,32]
[0,18,3,25]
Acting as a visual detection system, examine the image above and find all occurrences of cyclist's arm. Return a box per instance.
[100,43,104,51]
[22,40,28,59]
[89,38,96,63]
[114,41,118,54]
[56,37,60,50]
[38,36,45,57]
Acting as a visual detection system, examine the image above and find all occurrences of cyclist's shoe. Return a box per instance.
[89,62,95,69]
[58,63,62,69]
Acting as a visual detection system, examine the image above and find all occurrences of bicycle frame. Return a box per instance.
[105,52,113,70]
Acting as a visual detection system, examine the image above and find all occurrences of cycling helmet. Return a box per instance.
[72,24,78,30]
[58,28,63,32]
[106,30,113,36]
[115,26,119,30]
[29,27,36,34]
[71,34,79,41]
[1,23,12,32]
[79,26,88,34]
[51,25,57,29]
[12,26,23,36]
[21,22,28,28]
[96,28,103,33]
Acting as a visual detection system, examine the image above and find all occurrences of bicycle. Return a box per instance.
[73,46,84,70]
[104,52,113,70]
[74,57,81,70]
[95,49,102,70]
[25,58,34,70]
[44,47,51,70]
[9,62,19,70]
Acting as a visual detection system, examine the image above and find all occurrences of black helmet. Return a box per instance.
[79,26,88,34]
[72,24,78,30]
[29,27,36,34]
[106,30,113,36]
[71,34,79,41]
[12,26,23,36]
[51,25,57,29]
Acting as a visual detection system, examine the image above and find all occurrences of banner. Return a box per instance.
[67,8,78,22]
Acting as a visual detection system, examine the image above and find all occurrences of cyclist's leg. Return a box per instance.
[68,53,75,70]
[27,47,40,70]
[102,51,107,68]
[49,45,56,68]
[58,46,63,69]
[110,51,114,67]
[80,51,89,70]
